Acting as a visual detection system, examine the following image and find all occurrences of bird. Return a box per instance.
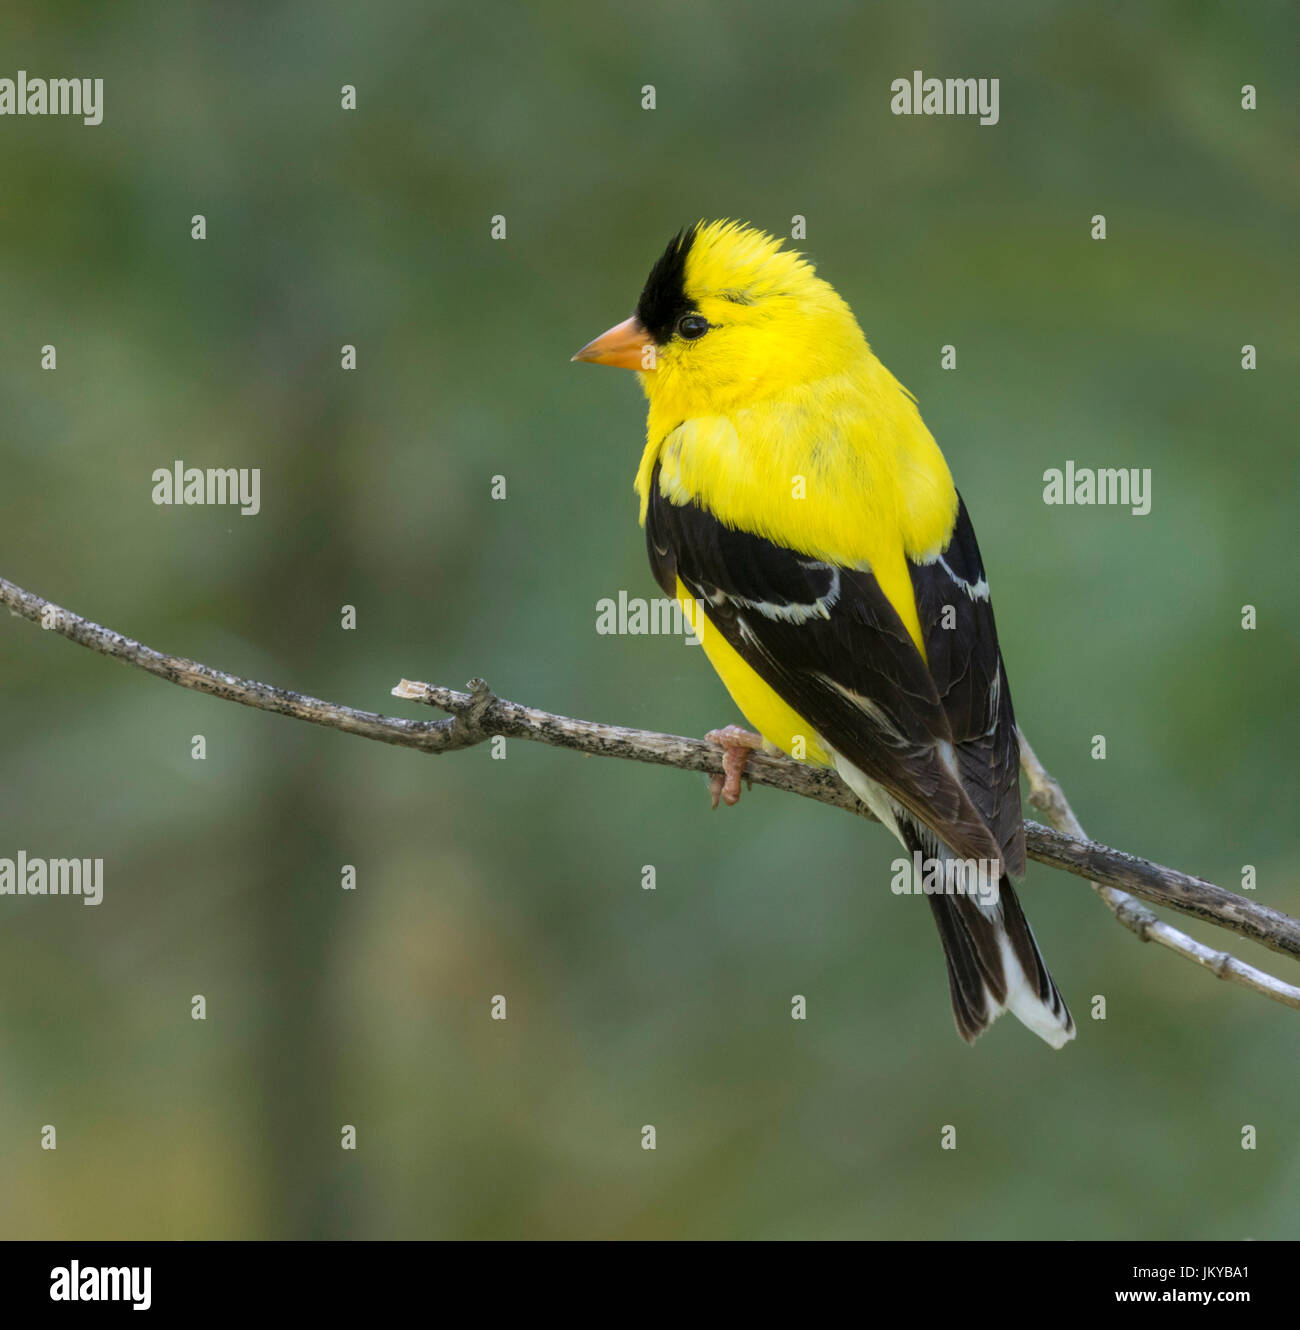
[573,220,1074,1049]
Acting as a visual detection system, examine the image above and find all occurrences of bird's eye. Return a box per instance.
[676,314,710,340]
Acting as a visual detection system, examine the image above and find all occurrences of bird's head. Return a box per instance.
[573,221,865,417]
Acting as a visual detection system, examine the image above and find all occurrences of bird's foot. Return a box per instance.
[705,725,764,809]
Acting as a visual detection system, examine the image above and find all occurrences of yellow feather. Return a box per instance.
[677,579,832,765]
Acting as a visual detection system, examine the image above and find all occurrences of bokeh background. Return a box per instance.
[1,1,1297,1239]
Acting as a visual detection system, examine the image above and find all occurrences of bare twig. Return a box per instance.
[4,573,1297,1008]
[1017,733,1300,1008]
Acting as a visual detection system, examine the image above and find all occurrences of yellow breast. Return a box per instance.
[677,579,833,765]
[638,366,957,659]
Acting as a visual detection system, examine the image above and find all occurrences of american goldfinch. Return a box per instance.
[574,221,1073,1049]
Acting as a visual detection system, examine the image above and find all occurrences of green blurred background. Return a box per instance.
[1,1,1297,1239]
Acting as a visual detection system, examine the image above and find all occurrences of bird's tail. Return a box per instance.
[900,823,1075,1049]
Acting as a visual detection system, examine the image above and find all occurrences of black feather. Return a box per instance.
[907,498,1025,877]
[636,226,697,344]
[901,820,1073,1045]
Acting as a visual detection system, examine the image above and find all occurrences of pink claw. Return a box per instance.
[705,726,764,809]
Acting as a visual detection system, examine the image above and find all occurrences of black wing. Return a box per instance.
[647,467,1020,869]
[907,499,1025,875]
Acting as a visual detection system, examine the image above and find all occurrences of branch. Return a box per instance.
[1017,733,1300,1009]
[4,573,1297,1010]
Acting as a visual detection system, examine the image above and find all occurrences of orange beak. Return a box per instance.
[571,315,655,371]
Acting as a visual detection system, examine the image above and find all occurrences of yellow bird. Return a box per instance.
[574,221,1073,1049]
